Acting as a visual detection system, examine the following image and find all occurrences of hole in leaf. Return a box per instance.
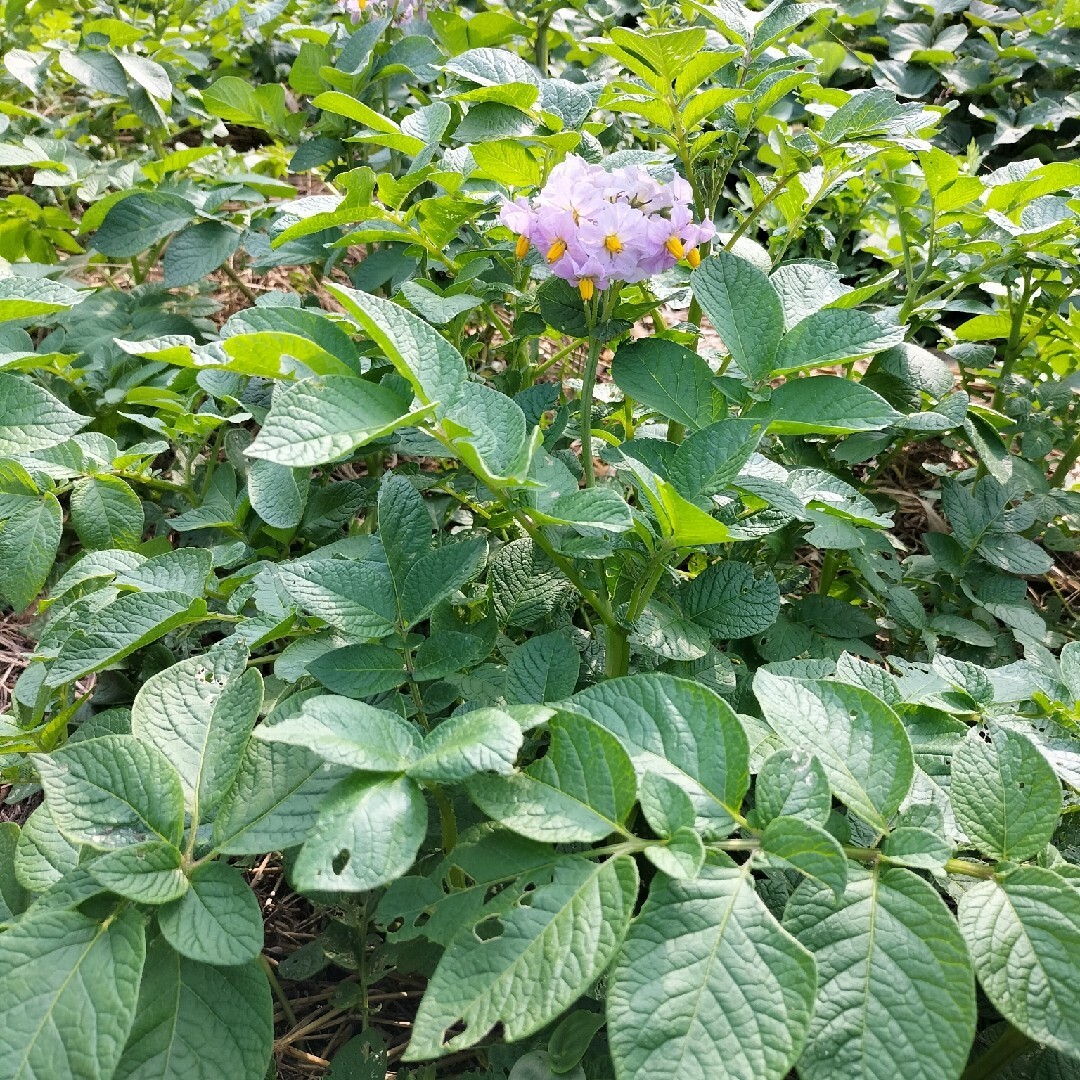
[331,849,351,875]
[474,916,504,942]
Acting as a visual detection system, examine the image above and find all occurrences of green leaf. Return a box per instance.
[407,855,638,1059]
[0,822,29,921]
[34,734,185,850]
[470,139,541,186]
[950,725,1061,862]
[211,739,348,856]
[44,591,206,687]
[277,556,397,639]
[643,826,706,880]
[246,376,431,466]
[532,487,634,534]
[92,192,196,257]
[638,771,696,837]
[0,491,61,611]
[0,907,146,1080]
[611,339,722,430]
[309,643,406,697]
[505,631,580,704]
[114,937,272,1080]
[753,672,913,832]
[785,865,976,1080]
[163,222,241,287]
[0,371,89,454]
[292,774,427,893]
[669,419,764,499]
[691,250,785,382]
[247,458,309,530]
[442,381,540,487]
[608,863,816,1080]
[325,1031,387,1080]
[560,674,749,838]
[397,537,487,627]
[69,475,144,550]
[89,841,189,905]
[467,714,637,842]
[751,749,832,828]
[131,640,262,820]
[409,708,523,783]
[682,561,780,640]
[0,277,83,322]
[959,867,1080,1058]
[158,862,263,966]
[772,309,904,375]
[14,805,80,892]
[215,332,358,379]
[255,694,421,772]
[756,375,901,435]
[203,77,286,132]
[881,827,953,871]
[759,815,847,897]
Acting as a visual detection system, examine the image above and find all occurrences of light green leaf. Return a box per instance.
[442,381,540,487]
[757,375,901,435]
[34,734,185,850]
[14,805,80,892]
[0,491,61,611]
[560,674,749,838]
[785,865,976,1080]
[247,458,309,530]
[0,907,146,1080]
[69,475,144,550]
[89,841,189,905]
[44,591,206,687]
[254,694,421,772]
[0,278,83,323]
[505,631,580,704]
[407,855,637,1059]
[202,77,285,132]
[751,749,832,828]
[643,826,706,880]
[610,339,722,430]
[92,192,196,257]
[467,714,637,843]
[114,938,273,1080]
[669,419,764,499]
[691,250,785,382]
[277,557,397,639]
[753,672,913,832]
[950,725,1061,863]
[409,708,523,783]
[532,487,634,534]
[682,561,780,639]
[772,309,904,375]
[470,139,541,185]
[158,862,263,966]
[0,372,89,455]
[608,863,815,1080]
[759,815,847,897]
[959,867,1080,1057]
[292,774,427,892]
[131,640,262,820]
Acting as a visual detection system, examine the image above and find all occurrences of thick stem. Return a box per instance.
[960,1026,1034,1080]
[818,551,840,595]
[1050,426,1080,487]
[604,625,630,679]
[580,333,603,487]
[535,8,552,76]
[431,786,458,855]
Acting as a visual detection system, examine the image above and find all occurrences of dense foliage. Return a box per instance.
[0,0,1079,1078]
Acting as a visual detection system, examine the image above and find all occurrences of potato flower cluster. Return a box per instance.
[339,0,426,26]
[500,155,715,299]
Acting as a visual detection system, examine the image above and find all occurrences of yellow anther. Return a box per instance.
[578,278,595,301]
[687,246,701,268]
[604,234,623,254]
[665,235,686,259]
[546,238,567,263]
[515,234,530,259]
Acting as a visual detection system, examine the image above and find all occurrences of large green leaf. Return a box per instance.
[88,842,189,905]
[246,376,432,466]
[114,937,273,1080]
[691,250,785,382]
[772,309,904,375]
[34,734,185,850]
[0,278,83,323]
[92,192,196,257]
[407,855,638,1059]
[0,491,62,612]
[69,476,144,550]
[959,867,1080,1058]
[950,725,1061,862]
[755,375,901,435]
[468,714,636,843]
[247,459,309,530]
[610,339,723,430]
[0,372,89,455]
[158,862,263,966]
[408,708,523,783]
[277,556,397,639]
[608,863,816,1080]
[292,774,427,892]
[562,674,749,838]
[131,641,261,821]
[785,865,976,1080]
[308,643,406,697]
[669,419,764,499]
[0,907,146,1080]
[753,672,913,832]
[682,560,780,639]
[162,221,241,287]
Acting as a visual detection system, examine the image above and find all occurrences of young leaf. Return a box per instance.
[608,864,816,1080]
[291,774,427,893]
[158,862,263,966]
[407,855,638,1059]
[563,674,749,838]
[958,867,1080,1058]
[750,749,832,828]
[468,714,636,843]
[69,475,144,550]
[643,826,706,881]
[682,561,780,640]
[950,725,1061,862]
[408,708,523,783]
[0,372,89,455]
[0,907,146,1080]
[785,865,976,1080]
[758,815,847,897]
[114,936,273,1080]
[131,640,261,820]
[691,250,785,382]
[34,734,186,849]
[89,841,189,905]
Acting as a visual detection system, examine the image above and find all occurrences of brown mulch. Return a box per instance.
[0,610,33,715]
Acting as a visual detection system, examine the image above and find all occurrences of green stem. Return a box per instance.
[818,551,840,595]
[535,7,552,76]
[960,1026,1035,1080]
[666,420,686,444]
[1050,426,1080,487]
[259,956,298,1028]
[580,332,603,487]
[431,785,458,855]
[992,269,1033,412]
[604,625,630,679]
[725,173,796,249]
[220,259,258,306]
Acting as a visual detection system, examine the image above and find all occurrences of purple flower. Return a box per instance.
[501,155,713,297]
[339,0,428,26]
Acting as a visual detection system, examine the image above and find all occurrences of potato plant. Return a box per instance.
[0,0,1078,1078]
